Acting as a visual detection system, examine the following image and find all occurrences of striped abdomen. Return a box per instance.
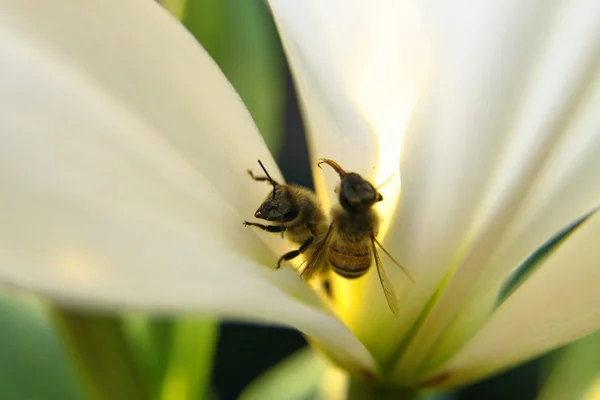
[328,240,371,279]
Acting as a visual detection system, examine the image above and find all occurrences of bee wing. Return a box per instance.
[301,225,334,281]
[371,236,399,315]
[373,237,414,282]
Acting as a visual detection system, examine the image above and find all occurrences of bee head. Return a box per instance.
[252,160,299,224]
[339,173,382,213]
[254,188,299,222]
[318,158,382,213]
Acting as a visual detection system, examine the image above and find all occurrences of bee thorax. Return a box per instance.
[330,206,379,242]
[285,224,316,245]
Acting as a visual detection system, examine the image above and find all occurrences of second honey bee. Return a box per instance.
[243,160,329,269]
[303,158,414,314]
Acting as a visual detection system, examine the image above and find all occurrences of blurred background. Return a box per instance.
[0,1,598,399]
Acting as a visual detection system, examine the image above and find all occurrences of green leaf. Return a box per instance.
[240,347,327,400]
[124,316,217,400]
[51,308,149,400]
[0,293,84,399]
[497,208,597,305]
[159,318,218,400]
[161,0,286,154]
[123,316,175,399]
[160,0,188,20]
[538,330,600,400]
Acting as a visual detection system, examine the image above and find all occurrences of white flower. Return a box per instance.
[1,0,599,388]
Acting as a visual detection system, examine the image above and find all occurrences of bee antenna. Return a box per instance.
[317,158,347,177]
[376,173,395,190]
[257,160,277,197]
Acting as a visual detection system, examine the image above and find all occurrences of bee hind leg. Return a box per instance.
[277,237,314,269]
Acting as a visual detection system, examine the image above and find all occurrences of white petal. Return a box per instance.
[417,47,600,374]
[376,0,600,379]
[0,0,375,371]
[428,211,600,387]
[268,0,431,365]
[268,0,430,212]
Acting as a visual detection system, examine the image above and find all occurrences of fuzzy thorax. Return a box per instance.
[330,205,381,243]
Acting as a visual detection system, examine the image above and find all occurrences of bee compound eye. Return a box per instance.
[281,207,299,222]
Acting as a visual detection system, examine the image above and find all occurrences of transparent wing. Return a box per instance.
[301,225,333,281]
[373,237,414,282]
[372,236,399,315]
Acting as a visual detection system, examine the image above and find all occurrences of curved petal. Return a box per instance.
[0,0,375,371]
[268,0,431,359]
[416,41,600,374]
[334,0,558,366]
[268,0,430,210]
[427,211,600,387]
[376,0,600,379]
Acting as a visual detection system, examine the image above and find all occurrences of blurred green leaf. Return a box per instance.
[124,316,218,400]
[240,347,326,400]
[52,309,149,400]
[160,0,286,154]
[124,316,175,399]
[160,0,188,20]
[159,319,218,400]
[0,292,84,399]
[537,330,600,400]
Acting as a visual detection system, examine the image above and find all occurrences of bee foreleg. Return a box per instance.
[247,170,280,186]
[243,221,285,233]
[277,237,314,269]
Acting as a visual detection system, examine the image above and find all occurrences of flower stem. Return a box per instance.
[51,307,149,400]
[346,379,422,400]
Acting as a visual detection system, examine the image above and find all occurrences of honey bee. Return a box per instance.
[302,158,414,314]
[243,160,329,269]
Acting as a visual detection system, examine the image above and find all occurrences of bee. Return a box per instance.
[243,160,329,270]
[302,158,414,314]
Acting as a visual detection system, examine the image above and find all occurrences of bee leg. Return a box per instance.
[277,237,314,269]
[321,278,332,298]
[247,170,280,186]
[243,221,285,233]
